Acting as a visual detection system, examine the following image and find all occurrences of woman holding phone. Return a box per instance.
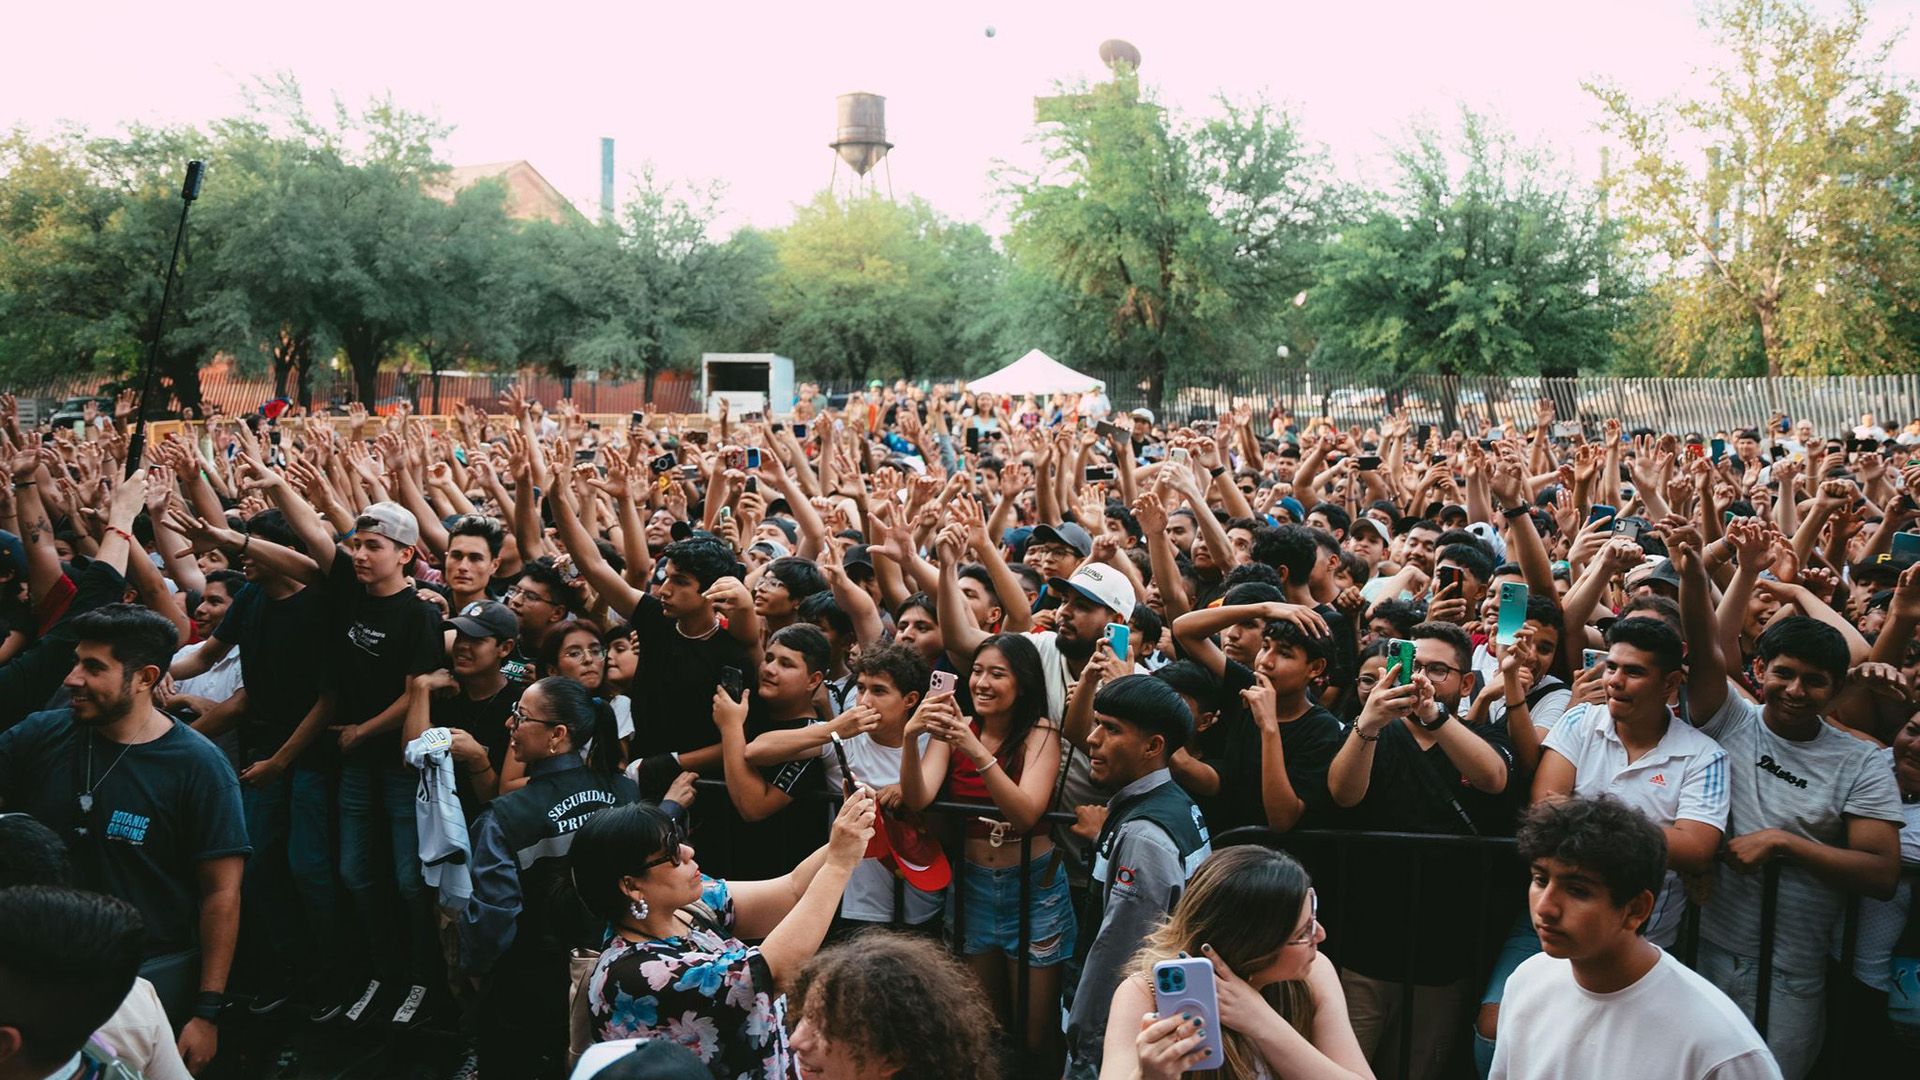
[1104,846,1370,1080]
[900,631,1069,1072]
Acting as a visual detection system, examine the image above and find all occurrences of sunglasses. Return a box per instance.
[643,821,686,870]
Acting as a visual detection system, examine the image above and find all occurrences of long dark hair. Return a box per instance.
[530,676,622,778]
[971,633,1048,772]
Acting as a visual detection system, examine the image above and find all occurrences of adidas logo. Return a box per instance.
[1649,773,1667,787]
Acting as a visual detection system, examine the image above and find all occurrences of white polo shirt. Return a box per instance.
[1542,703,1731,945]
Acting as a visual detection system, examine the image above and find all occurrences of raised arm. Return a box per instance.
[1673,530,1729,724]
[547,466,645,619]
[956,491,1032,634]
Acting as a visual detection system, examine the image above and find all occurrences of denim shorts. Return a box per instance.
[949,853,1077,966]
[1480,914,1543,1006]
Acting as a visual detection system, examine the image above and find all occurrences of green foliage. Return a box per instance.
[999,72,1345,411]
[1307,109,1627,379]
[763,192,1000,385]
[1590,0,1920,376]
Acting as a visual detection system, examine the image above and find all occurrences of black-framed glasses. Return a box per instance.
[1411,661,1463,681]
[505,586,555,606]
[508,701,561,729]
[642,821,685,870]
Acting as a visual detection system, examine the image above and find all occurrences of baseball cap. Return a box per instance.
[572,1039,710,1080]
[1276,496,1306,523]
[355,501,420,548]
[843,544,876,577]
[447,600,518,641]
[0,530,24,579]
[865,808,953,892]
[1628,557,1681,590]
[1350,517,1390,546]
[1129,407,1155,424]
[748,538,790,560]
[1047,562,1137,621]
[1029,522,1093,558]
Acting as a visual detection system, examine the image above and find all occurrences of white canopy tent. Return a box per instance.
[965,349,1104,397]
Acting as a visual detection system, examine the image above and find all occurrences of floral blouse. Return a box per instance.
[587,877,793,1080]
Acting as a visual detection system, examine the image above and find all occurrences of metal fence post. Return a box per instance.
[1755,860,1782,1038]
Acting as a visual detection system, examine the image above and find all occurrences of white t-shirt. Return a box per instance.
[1830,746,1920,992]
[805,726,942,925]
[95,976,192,1080]
[1543,704,1730,946]
[171,640,242,705]
[1491,951,1780,1080]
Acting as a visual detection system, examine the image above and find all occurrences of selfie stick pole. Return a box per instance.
[126,160,205,478]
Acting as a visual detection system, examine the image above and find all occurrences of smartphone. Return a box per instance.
[965,426,981,454]
[574,448,596,463]
[1169,447,1190,465]
[1429,454,1449,466]
[1436,565,1461,596]
[1826,439,1845,456]
[791,422,809,441]
[719,666,745,703]
[1768,445,1786,460]
[741,411,765,424]
[744,476,759,494]
[1095,419,1123,439]
[650,453,677,475]
[1478,438,1496,451]
[745,448,762,470]
[629,410,645,433]
[1614,519,1643,542]
[723,447,747,471]
[1151,959,1225,1068]
[1495,581,1529,647]
[1685,442,1705,460]
[1552,421,1583,438]
[269,430,282,447]
[1583,648,1605,670]
[929,670,958,697]
[685,429,709,446]
[1587,504,1617,526]
[1357,455,1381,471]
[1710,437,1727,461]
[828,732,857,796]
[1104,622,1130,660]
[678,464,702,480]
[1415,424,1433,445]
[717,505,733,523]
[1084,463,1117,483]
[1893,531,1920,560]
[1390,638,1416,686]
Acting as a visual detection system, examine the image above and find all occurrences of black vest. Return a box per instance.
[488,753,637,954]
[1089,774,1212,919]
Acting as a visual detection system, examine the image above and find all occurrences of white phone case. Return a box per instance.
[1151,957,1224,1069]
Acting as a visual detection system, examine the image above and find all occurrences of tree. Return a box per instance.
[1590,0,1920,376]
[1306,109,1627,381]
[1000,70,1344,414]
[764,192,998,386]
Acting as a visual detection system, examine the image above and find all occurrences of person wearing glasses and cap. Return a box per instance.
[455,675,653,1080]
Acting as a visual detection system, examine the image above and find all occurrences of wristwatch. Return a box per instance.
[192,991,228,1024]
[1415,706,1452,732]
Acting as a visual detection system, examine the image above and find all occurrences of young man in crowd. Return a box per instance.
[1327,621,1514,1080]
[712,623,832,879]
[1063,674,1211,1080]
[442,513,509,615]
[1676,534,1903,1079]
[0,885,153,1080]
[0,604,248,1073]
[1493,796,1780,1080]
[502,561,576,682]
[403,599,524,817]
[744,641,941,933]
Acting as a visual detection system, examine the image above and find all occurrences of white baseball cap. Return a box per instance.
[1048,563,1137,621]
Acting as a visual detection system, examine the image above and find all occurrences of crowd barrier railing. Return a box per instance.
[689,780,1916,1079]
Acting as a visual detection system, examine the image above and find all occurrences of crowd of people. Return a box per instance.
[0,381,1916,1080]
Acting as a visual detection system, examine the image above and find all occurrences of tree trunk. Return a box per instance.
[344,327,381,407]
[1757,302,1784,378]
[1145,349,1167,421]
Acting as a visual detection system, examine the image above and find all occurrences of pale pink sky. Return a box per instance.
[9,1,1918,231]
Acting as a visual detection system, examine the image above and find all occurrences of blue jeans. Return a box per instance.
[240,762,342,978]
[338,760,436,982]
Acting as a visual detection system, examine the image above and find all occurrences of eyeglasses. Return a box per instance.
[1411,661,1463,681]
[505,586,555,606]
[642,821,686,870]
[1285,888,1320,946]
[508,701,561,729]
[1355,674,1382,691]
[561,644,605,662]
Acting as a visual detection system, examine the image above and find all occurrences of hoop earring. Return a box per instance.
[629,896,649,921]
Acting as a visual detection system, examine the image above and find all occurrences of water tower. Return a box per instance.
[829,92,894,198]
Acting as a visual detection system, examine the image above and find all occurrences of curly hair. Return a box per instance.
[788,931,1002,1080]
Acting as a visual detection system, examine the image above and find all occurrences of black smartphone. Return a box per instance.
[829,733,857,797]
[269,430,282,447]
[791,422,809,441]
[574,448,596,463]
[1436,566,1461,595]
[1429,454,1449,466]
[1357,455,1381,471]
[719,667,745,703]
[650,453,678,475]
[630,410,645,433]
[965,426,980,454]
[1415,424,1433,445]
[1084,463,1117,483]
[745,476,759,494]
[1095,419,1124,439]
[1478,438,1495,451]
[685,429,710,446]
[1768,445,1786,460]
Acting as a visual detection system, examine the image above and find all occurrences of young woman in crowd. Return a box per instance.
[900,631,1069,1070]
[569,790,877,1079]
[1104,846,1370,1080]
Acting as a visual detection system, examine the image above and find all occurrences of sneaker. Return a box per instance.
[303,969,357,1024]
[246,970,295,1016]
[444,1045,480,1080]
[389,983,430,1027]
[341,977,384,1025]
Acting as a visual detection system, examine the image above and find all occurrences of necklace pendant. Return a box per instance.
[78,793,93,813]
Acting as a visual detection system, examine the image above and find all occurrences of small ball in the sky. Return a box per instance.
[985,26,996,38]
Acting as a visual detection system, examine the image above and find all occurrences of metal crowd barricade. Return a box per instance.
[690,779,1911,1078]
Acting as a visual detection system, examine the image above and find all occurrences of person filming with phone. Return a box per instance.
[1103,846,1370,1080]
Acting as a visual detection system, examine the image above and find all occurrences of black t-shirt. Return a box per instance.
[325,556,444,767]
[716,701,828,881]
[428,680,524,817]
[0,710,251,956]
[1314,603,1359,705]
[1331,715,1516,984]
[626,593,747,757]
[1187,661,1342,833]
[215,582,330,763]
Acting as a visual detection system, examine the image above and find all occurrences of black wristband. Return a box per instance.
[1501,504,1531,521]
[1208,466,1226,478]
[192,991,227,1023]
[1416,708,1452,732]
